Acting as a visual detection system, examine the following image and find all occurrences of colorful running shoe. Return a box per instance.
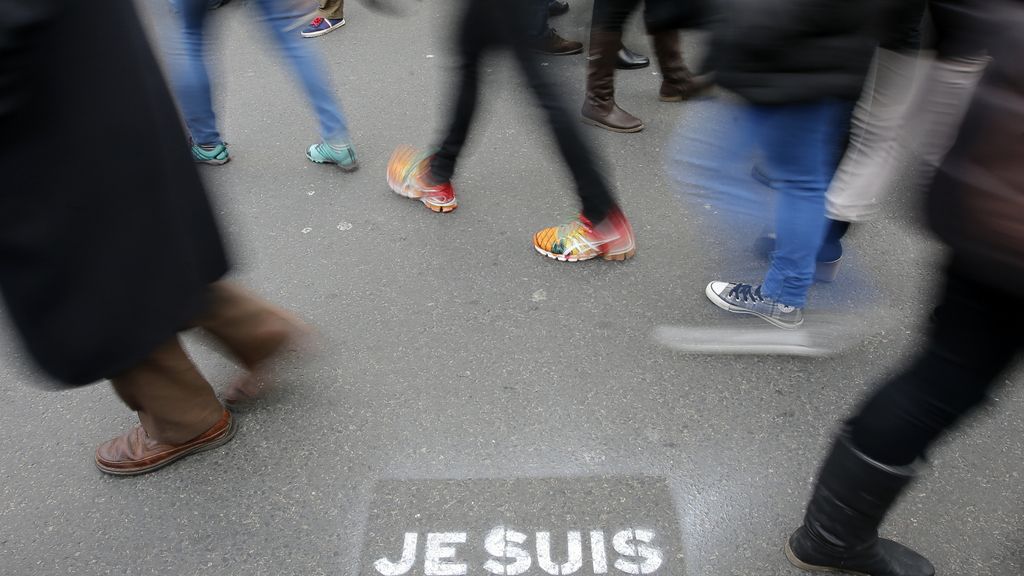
[386,146,458,213]
[300,17,346,38]
[307,142,359,172]
[533,208,636,262]
[191,142,230,165]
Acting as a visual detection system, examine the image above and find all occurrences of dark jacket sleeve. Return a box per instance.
[0,1,60,122]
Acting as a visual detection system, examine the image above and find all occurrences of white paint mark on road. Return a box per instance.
[426,54,435,58]
[307,190,316,196]
[424,532,467,576]
[613,529,663,575]
[590,531,608,574]
[484,527,532,575]
[531,289,547,302]
[337,221,353,231]
[302,227,312,234]
[374,532,417,576]
[536,531,583,575]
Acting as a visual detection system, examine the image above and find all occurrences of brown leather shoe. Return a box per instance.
[532,28,583,55]
[581,30,644,133]
[95,409,236,476]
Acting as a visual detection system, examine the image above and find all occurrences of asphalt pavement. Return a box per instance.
[1,1,1022,575]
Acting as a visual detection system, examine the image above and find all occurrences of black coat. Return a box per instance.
[0,0,229,385]
[707,0,880,104]
[928,0,1024,293]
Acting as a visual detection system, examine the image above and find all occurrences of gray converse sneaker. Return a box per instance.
[705,281,804,329]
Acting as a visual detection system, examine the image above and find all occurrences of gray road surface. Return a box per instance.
[1,1,1022,575]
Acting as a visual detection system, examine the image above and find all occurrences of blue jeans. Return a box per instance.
[527,0,550,38]
[671,98,851,308]
[170,0,349,146]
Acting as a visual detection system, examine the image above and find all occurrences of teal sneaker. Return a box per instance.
[191,142,230,165]
[306,142,359,172]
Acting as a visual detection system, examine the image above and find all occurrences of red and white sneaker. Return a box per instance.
[386,146,458,213]
[533,207,636,261]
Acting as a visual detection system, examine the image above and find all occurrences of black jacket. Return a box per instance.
[707,0,881,104]
[928,0,1024,293]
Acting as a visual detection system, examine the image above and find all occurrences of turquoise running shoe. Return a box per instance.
[191,142,230,165]
[306,142,359,172]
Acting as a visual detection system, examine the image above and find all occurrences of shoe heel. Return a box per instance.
[815,259,841,283]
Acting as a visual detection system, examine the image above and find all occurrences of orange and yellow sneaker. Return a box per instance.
[386,146,458,213]
[533,207,636,262]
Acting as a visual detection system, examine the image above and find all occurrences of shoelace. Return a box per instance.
[727,283,765,304]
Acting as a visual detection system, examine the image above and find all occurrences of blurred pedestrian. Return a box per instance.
[0,0,304,475]
[785,2,1024,574]
[386,0,636,263]
[169,0,358,169]
[528,0,583,55]
[671,0,879,329]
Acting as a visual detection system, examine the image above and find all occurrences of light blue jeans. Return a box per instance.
[170,0,350,146]
[671,97,852,308]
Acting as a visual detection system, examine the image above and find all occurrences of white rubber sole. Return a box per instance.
[704,283,802,330]
[300,18,345,38]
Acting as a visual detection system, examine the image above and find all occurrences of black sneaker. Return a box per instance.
[705,282,804,329]
[531,28,583,55]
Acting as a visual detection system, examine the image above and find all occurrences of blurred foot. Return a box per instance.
[386,146,458,213]
[617,45,650,70]
[533,208,636,262]
[306,142,359,172]
[95,410,236,476]
[532,29,583,55]
[548,0,569,16]
[301,17,345,38]
[705,282,804,329]
[191,142,229,165]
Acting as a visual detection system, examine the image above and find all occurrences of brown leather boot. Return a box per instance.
[651,30,708,102]
[197,282,309,406]
[581,31,644,133]
[97,338,234,475]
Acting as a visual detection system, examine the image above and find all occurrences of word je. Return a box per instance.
[375,527,664,575]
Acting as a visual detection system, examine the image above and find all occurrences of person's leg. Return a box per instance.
[511,30,636,261]
[529,0,582,55]
[321,0,344,20]
[255,0,351,147]
[514,42,618,224]
[429,0,489,185]
[97,336,234,475]
[758,100,852,309]
[169,0,220,147]
[583,0,645,132]
[787,265,1021,575]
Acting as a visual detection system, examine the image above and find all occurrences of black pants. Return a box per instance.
[429,0,617,223]
[592,0,644,33]
[849,263,1022,466]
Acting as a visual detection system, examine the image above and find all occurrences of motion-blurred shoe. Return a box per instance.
[191,142,230,165]
[306,142,359,171]
[617,45,650,70]
[301,17,346,38]
[532,29,583,55]
[705,282,804,329]
[548,0,569,16]
[533,208,636,262]
[95,410,236,475]
[386,146,458,213]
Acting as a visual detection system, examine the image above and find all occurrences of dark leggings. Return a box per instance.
[429,0,617,223]
[849,263,1021,466]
